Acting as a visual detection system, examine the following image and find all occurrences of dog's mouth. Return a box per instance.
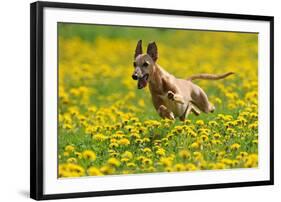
[137,74,149,89]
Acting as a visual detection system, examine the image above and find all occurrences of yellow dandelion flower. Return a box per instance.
[165,167,174,172]
[68,107,79,116]
[143,147,152,154]
[121,158,130,163]
[122,151,133,159]
[93,133,107,141]
[230,143,241,150]
[110,138,117,143]
[239,151,248,157]
[142,158,153,166]
[82,150,96,161]
[130,117,139,122]
[156,148,166,156]
[190,142,200,150]
[249,112,258,119]
[67,163,85,177]
[189,131,197,138]
[179,149,191,159]
[231,160,239,167]
[100,165,115,175]
[244,154,258,168]
[208,120,218,127]
[109,142,119,149]
[126,162,136,168]
[118,138,130,146]
[122,170,131,174]
[138,99,145,107]
[74,152,82,159]
[211,140,222,145]
[215,97,222,104]
[65,145,75,153]
[138,126,146,133]
[174,125,184,133]
[221,158,233,166]
[213,133,221,139]
[135,138,143,144]
[88,106,97,113]
[77,114,86,122]
[237,117,247,125]
[146,166,156,172]
[217,151,226,159]
[130,133,140,139]
[196,120,204,126]
[143,137,150,143]
[193,151,203,160]
[248,122,258,129]
[159,157,173,167]
[252,139,258,144]
[136,156,145,164]
[63,151,70,157]
[66,157,77,164]
[200,134,209,142]
[107,157,121,167]
[185,163,197,171]
[124,125,134,132]
[109,151,118,158]
[174,163,185,171]
[87,167,103,176]
[63,123,73,130]
[212,162,226,170]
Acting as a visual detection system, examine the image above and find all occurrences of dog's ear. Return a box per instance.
[134,40,143,59]
[147,42,158,62]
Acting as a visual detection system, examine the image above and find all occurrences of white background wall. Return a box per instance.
[0,0,279,201]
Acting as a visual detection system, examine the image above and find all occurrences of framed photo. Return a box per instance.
[30,1,274,200]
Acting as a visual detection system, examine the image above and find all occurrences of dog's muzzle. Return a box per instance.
[137,74,149,89]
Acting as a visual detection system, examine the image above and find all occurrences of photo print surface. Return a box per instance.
[58,23,258,178]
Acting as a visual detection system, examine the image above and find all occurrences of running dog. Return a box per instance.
[132,40,234,121]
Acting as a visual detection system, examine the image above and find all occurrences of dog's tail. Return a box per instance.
[187,72,234,81]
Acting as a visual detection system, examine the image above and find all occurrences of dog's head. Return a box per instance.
[132,40,158,89]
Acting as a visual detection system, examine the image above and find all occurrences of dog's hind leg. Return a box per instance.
[179,102,200,121]
[191,105,201,116]
[191,86,215,113]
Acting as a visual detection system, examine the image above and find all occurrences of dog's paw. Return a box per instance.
[167,91,174,100]
[192,108,201,116]
[169,112,175,120]
[210,105,215,113]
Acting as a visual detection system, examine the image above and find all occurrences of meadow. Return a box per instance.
[58,23,258,177]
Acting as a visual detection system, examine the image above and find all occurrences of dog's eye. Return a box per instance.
[143,62,148,67]
[133,62,137,67]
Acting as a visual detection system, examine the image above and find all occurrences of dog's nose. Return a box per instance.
[132,74,138,80]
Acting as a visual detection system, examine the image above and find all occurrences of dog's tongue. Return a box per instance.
[137,77,147,89]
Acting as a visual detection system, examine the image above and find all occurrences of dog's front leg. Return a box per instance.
[167,91,185,104]
[162,78,185,104]
[157,105,175,120]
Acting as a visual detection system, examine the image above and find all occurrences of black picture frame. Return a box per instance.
[30,1,274,200]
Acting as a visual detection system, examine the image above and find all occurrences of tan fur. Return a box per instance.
[187,72,234,81]
[132,40,234,121]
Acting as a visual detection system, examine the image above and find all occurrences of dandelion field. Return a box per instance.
[58,23,258,178]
